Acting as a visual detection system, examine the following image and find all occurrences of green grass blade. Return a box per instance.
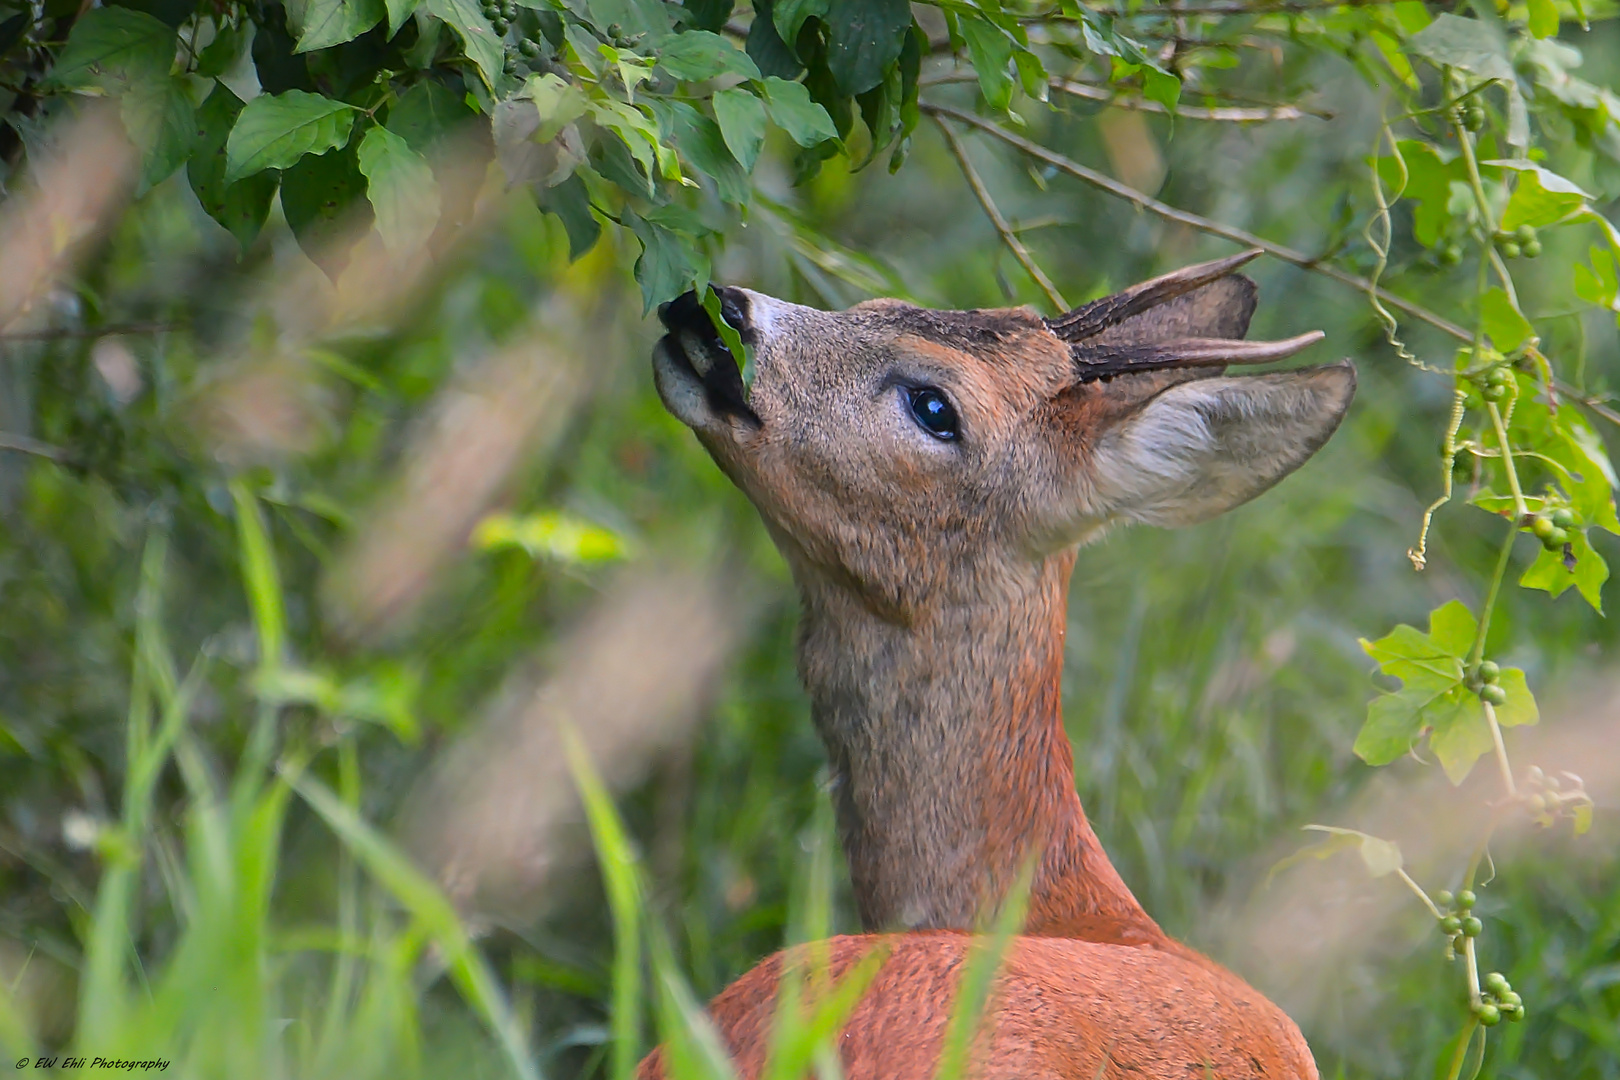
[230,478,287,671]
[647,921,738,1080]
[561,725,644,1080]
[932,862,1034,1080]
[286,767,540,1080]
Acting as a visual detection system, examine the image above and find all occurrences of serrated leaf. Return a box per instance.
[1521,527,1608,610]
[656,28,760,82]
[667,101,748,204]
[536,171,601,260]
[712,87,766,172]
[289,0,385,52]
[762,76,837,147]
[823,0,910,96]
[225,90,357,182]
[1480,287,1534,351]
[1355,681,1449,765]
[423,0,503,88]
[189,83,277,252]
[357,125,440,253]
[48,6,174,88]
[1377,140,1463,249]
[626,210,706,313]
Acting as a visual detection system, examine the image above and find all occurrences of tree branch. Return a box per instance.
[0,431,70,462]
[933,117,1069,313]
[923,72,1325,121]
[0,321,182,342]
[922,102,1472,344]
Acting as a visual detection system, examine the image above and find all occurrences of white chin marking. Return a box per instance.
[652,340,712,430]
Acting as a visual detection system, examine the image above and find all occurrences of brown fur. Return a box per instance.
[647,261,1354,1079]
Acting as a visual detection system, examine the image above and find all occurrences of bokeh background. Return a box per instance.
[1,8,1618,1079]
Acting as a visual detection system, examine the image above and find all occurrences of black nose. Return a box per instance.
[715,286,749,338]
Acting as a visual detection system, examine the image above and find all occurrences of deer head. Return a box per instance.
[653,250,1354,621]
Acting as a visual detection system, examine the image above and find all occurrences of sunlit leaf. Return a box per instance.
[225,90,357,183]
[1480,288,1534,351]
[1492,160,1590,230]
[471,511,629,564]
[1521,527,1608,611]
[357,125,440,254]
[762,76,838,147]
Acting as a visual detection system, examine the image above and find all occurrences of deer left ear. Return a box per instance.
[1083,361,1356,529]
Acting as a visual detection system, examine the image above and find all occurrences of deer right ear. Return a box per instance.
[1045,362,1356,538]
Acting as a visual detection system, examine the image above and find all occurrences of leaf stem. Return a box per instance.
[1485,400,1528,520]
[1469,523,1517,670]
[1395,868,1443,919]
[1482,700,1517,798]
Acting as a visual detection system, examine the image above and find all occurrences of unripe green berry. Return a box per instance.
[1523,238,1542,258]
[1464,104,1486,131]
[1436,889,1455,908]
[501,0,517,14]
[1515,224,1537,244]
[1478,660,1500,683]
[1507,1005,1525,1021]
[1551,508,1576,529]
[1502,240,1522,259]
[492,16,509,32]
[1484,971,1510,995]
[1527,792,1547,813]
[1502,990,1522,1009]
[1527,765,1544,784]
[1543,526,1569,549]
[1463,915,1483,937]
[1477,1002,1501,1026]
[1439,243,1463,266]
[1531,515,1557,540]
[1458,889,1477,909]
[520,37,541,56]
[1481,383,1506,402]
[1486,366,1510,386]
[1481,684,1507,706]
[1441,914,1462,934]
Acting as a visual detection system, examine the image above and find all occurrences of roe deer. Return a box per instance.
[645,250,1354,1079]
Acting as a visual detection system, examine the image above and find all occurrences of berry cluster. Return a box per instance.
[1476,970,1525,1026]
[482,0,552,76]
[1520,765,1594,829]
[1436,888,1483,951]
[1526,507,1576,552]
[1459,99,1487,132]
[1470,659,1506,707]
[1496,224,1542,260]
[1478,364,1511,403]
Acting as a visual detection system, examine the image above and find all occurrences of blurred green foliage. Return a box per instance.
[0,0,1619,1076]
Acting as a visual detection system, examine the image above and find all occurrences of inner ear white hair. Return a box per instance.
[1091,362,1356,528]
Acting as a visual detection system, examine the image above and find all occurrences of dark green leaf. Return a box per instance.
[823,0,909,96]
[189,83,277,252]
[423,0,503,88]
[712,87,766,172]
[656,29,761,82]
[626,209,705,313]
[225,89,357,182]
[357,124,439,252]
[47,6,173,87]
[1142,67,1180,113]
[387,78,477,153]
[387,0,421,34]
[681,0,734,32]
[288,0,385,52]
[1407,15,1527,147]
[196,21,249,78]
[745,0,803,79]
[122,73,195,193]
[666,101,748,204]
[1480,287,1533,351]
[957,15,1012,112]
[536,171,601,260]
[762,75,837,147]
[281,139,372,280]
[773,0,826,52]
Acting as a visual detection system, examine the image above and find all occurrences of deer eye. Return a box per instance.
[906,387,960,442]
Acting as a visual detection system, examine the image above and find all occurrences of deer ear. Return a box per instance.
[1081,362,1356,529]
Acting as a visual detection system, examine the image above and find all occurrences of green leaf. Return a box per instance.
[288,0,385,52]
[387,77,477,152]
[823,0,910,96]
[1354,681,1449,766]
[1141,67,1181,113]
[224,89,357,183]
[357,125,440,253]
[1574,246,1620,312]
[1407,15,1528,148]
[1427,688,1492,784]
[1522,526,1608,611]
[196,20,249,78]
[387,0,422,34]
[1300,825,1404,877]
[626,209,706,313]
[519,71,588,142]
[423,0,504,88]
[47,6,174,88]
[773,0,827,49]
[712,87,767,172]
[189,83,278,253]
[1491,666,1539,728]
[957,15,1013,112]
[656,28,760,81]
[280,138,372,280]
[1527,0,1559,38]
[1493,160,1590,230]
[1377,140,1464,249]
[536,172,601,260]
[1480,287,1534,351]
[746,0,804,79]
[121,74,195,193]
[762,76,837,147]
[1427,599,1478,657]
[471,511,628,563]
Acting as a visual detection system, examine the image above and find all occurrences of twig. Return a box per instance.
[922,72,1324,121]
[0,320,181,342]
[0,431,70,462]
[933,118,1069,313]
[921,102,1473,343]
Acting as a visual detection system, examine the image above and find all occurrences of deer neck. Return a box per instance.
[791,549,1164,944]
